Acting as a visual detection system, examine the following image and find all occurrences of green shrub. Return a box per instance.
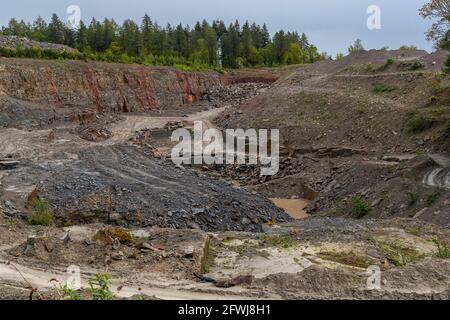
[59,284,81,300]
[406,192,419,206]
[433,238,450,259]
[429,96,438,104]
[29,199,55,226]
[88,273,115,300]
[352,197,370,218]
[376,58,394,71]
[444,55,450,72]
[407,116,433,132]
[410,61,425,70]
[426,191,440,206]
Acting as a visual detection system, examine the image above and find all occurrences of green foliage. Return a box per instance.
[88,273,115,300]
[1,14,323,69]
[348,39,364,53]
[444,55,450,73]
[429,95,439,104]
[426,191,440,206]
[407,116,433,132]
[379,241,424,267]
[376,58,394,72]
[335,53,344,60]
[59,284,81,300]
[399,45,417,50]
[260,235,294,248]
[406,192,419,206]
[29,199,55,226]
[433,238,450,259]
[352,197,370,218]
[410,61,425,70]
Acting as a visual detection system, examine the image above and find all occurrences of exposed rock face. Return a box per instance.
[0,58,225,125]
[0,35,77,53]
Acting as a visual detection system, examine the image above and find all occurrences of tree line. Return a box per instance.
[0,14,328,69]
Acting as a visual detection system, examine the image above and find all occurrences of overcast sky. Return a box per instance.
[0,0,434,56]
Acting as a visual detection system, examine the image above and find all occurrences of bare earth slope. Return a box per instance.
[216,49,450,226]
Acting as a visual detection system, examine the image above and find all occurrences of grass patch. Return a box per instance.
[379,241,424,267]
[406,116,433,132]
[260,235,294,249]
[373,84,396,93]
[405,227,423,237]
[29,199,55,226]
[433,238,450,259]
[318,251,370,268]
[352,197,370,218]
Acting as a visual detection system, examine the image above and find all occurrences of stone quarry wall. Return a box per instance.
[0,58,225,114]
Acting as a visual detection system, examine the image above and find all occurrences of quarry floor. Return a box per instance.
[0,81,449,300]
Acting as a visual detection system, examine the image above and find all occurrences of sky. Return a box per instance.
[0,0,435,56]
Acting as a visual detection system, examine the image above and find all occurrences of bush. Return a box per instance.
[407,116,433,132]
[352,197,370,218]
[59,284,81,300]
[428,96,439,104]
[376,58,394,72]
[88,273,115,300]
[406,192,419,206]
[444,55,450,73]
[426,191,440,206]
[433,238,450,259]
[410,61,425,70]
[29,199,55,226]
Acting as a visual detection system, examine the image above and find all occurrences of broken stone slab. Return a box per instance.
[371,199,382,207]
[215,275,254,288]
[23,236,36,256]
[183,246,195,258]
[0,159,19,170]
[111,251,125,261]
[414,207,428,219]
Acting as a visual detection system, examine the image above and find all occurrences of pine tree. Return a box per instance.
[47,14,66,44]
[141,14,154,54]
[76,20,88,50]
[348,39,364,53]
[119,19,142,56]
[241,21,252,62]
[31,16,48,41]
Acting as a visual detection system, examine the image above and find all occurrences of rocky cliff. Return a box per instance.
[0,58,225,127]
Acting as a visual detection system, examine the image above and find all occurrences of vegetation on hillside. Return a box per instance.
[0,14,328,69]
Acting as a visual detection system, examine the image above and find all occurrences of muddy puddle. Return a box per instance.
[269,198,310,219]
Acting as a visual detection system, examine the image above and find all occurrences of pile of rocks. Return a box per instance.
[37,145,290,232]
[0,35,77,53]
[203,83,271,107]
